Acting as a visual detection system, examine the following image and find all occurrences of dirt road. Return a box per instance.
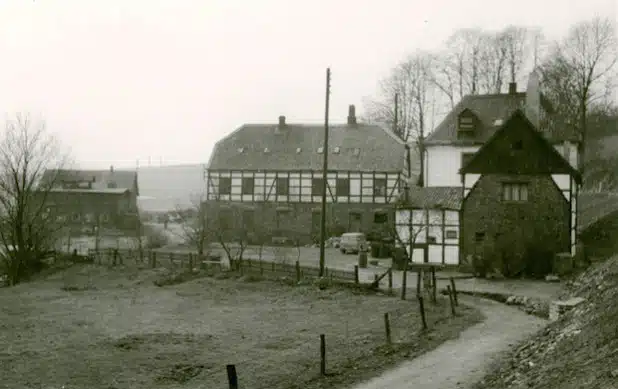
[350,296,547,389]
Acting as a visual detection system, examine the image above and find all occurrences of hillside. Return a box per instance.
[137,164,206,212]
[474,256,618,389]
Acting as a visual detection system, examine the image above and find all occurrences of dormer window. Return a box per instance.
[317,147,324,154]
[458,109,477,134]
[333,146,340,154]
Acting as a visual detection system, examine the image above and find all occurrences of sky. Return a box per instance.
[0,0,615,170]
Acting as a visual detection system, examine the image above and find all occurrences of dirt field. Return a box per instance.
[0,264,482,389]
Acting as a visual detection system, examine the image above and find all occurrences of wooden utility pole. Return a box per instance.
[318,68,331,277]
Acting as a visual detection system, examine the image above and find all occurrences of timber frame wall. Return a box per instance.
[205,169,405,204]
[395,207,461,265]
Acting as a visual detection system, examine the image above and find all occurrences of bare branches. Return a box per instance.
[175,194,212,256]
[363,50,435,144]
[0,113,71,285]
[541,17,617,173]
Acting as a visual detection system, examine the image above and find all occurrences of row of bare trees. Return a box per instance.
[364,17,617,188]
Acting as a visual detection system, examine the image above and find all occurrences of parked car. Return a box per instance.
[339,232,368,255]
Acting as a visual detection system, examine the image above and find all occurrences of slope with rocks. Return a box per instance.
[474,255,618,389]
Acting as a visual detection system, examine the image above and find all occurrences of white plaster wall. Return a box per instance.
[425,145,480,187]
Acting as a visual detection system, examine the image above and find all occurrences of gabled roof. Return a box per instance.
[207,122,414,173]
[398,186,463,210]
[425,92,577,146]
[41,169,139,195]
[460,110,581,182]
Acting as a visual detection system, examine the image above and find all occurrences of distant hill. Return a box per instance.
[137,164,206,212]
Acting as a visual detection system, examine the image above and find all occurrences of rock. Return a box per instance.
[545,274,560,282]
[506,295,517,305]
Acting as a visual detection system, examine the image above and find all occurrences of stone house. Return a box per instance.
[204,105,417,244]
[40,167,140,234]
[395,69,581,276]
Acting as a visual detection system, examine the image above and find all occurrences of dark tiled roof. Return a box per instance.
[425,93,577,146]
[578,192,618,232]
[399,186,463,210]
[42,169,139,195]
[207,122,414,173]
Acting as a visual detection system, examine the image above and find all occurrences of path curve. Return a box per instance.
[350,296,547,389]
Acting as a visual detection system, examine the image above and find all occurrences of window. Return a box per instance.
[317,147,324,153]
[241,177,254,195]
[219,177,232,195]
[336,178,350,196]
[427,236,437,244]
[242,210,255,229]
[219,210,233,231]
[276,209,291,229]
[312,178,324,196]
[353,148,360,156]
[107,181,117,189]
[502,182,529,202]
[333,146,341,154]
[276,177,289,195]
[461,152,475,168]
[458,115,476,131]
[446,230,458,239]
[374,178,387,197]
[374,212,388,224]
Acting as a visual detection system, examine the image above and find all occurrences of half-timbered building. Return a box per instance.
[205,105,416,244]
[395,69,582,274]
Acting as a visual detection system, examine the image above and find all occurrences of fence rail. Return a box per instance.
[84,248,357,284]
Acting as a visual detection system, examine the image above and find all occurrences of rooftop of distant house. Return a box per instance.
[207,105,417,173]
[41,167,139,195]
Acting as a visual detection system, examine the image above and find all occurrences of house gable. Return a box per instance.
[460,110,581,182]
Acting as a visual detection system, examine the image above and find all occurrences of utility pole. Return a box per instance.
[318,68,331,277]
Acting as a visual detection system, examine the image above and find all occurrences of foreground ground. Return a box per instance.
[473,255,618,389]
[0,264,482,389]
[352,296,547,389]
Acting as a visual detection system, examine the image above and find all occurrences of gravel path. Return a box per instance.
[350,295,547,389]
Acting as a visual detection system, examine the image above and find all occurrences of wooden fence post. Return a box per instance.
[152,252,157,268]
[450,277,459,306]
[295,261,301,283]
[447,285,456,316]
[112,249,118,266]
[226,364,238,389]
[189,253,194,270]
[354,265,359,284]
[170,253,175,269]
[384,313,392,344]
[320,334,326,376]
[259,259,264,275]
[388,269,393,294]
[417,295,428,330]
[431,266,437,304]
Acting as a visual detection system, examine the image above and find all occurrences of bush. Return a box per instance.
[144,225,170,249]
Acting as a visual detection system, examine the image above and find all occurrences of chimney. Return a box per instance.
[508,82,517,94]
[278,115,286,127]
[110,165,114,173]
[525,69,541,129]
[347,105,357,125]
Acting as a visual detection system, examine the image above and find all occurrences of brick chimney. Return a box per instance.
[525,69,542,129]
[110,165,114,173]
[278,116,286,126]
[347,105,357,125]
[508,82,517,94]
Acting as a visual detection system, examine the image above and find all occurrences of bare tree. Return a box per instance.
[478,30,509,93]
[541,17,617,175]
[363,50,435,184]
[175,195,212,257]
[0,114,70,285]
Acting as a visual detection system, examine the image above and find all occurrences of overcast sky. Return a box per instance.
[0,0,615,169]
